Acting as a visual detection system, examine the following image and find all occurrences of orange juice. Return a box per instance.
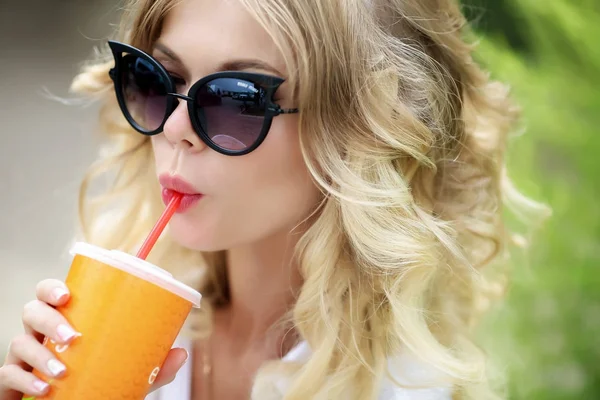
[23,242,201,400]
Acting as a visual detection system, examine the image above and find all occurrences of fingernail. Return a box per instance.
[33,379,50,393]
[47,359,67,377]
[182,349,190,364]
[56,324,78,342]
[52,287,69,302]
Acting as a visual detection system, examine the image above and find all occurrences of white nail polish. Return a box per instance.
[33,379,50,393]
[47,359,66,376]
[56,324,78,342]
[52,287,69,302]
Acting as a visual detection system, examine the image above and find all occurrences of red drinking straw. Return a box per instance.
[136,192,183,260]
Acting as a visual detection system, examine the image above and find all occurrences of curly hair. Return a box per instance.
[70,0,549,398]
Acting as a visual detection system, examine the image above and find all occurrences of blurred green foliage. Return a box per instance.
[463,0,600,399]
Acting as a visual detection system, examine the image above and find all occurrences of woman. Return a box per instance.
[0,0,547,398]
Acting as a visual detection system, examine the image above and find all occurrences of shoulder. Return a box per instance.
[283,341,453,400]
[377,350,453,400]
[379,385,451,400]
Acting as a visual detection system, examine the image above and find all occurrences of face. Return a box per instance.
[149,0,321,251]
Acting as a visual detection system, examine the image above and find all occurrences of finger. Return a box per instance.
[5,334,66,379]
[148,348,189,392]
[0,364,50,398]
[22,300,80,344]
[35,279,70,307]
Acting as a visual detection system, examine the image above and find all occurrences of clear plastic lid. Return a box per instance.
[70,242,202,308]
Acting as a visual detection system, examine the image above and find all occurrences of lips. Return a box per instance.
[159,174,204,213]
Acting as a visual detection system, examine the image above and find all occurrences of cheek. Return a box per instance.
[150,136,170,170]
[218,118,320,238]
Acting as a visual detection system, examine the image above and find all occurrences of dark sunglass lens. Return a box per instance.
[194,78,268,151]
[120,54,169,132]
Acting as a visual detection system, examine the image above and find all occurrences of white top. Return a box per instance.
[147,336,452,400]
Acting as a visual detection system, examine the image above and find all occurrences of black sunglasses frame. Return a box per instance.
[107,40,299,156]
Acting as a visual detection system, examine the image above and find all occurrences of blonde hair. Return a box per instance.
[71,0,549,398]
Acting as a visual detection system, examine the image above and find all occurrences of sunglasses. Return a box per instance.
[107,41,299,156]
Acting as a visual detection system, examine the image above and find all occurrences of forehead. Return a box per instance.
[159,0,286,76]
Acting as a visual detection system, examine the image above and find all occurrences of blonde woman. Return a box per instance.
[0,0,547,399]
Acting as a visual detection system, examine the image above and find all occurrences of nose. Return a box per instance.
[162,97,206,152]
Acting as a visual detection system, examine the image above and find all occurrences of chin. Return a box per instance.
[167,215,225,252]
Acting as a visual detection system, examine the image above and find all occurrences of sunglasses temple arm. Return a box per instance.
[269,106,299,115]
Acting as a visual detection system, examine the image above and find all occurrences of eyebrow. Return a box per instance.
[153,42,284,77]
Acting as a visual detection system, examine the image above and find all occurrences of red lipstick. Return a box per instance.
[159,174,204,213]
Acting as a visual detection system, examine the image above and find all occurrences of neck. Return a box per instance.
[221,228,305,352]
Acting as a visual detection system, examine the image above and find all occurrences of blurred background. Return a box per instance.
[0,0,117,367]
[0,0,598,399]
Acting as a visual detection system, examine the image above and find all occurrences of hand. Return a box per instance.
[147,347,189,394]
[0,279,188,399]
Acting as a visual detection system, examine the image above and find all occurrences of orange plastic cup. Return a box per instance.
[22,242,201,400]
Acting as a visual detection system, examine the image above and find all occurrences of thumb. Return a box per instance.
[148,347,189,393]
